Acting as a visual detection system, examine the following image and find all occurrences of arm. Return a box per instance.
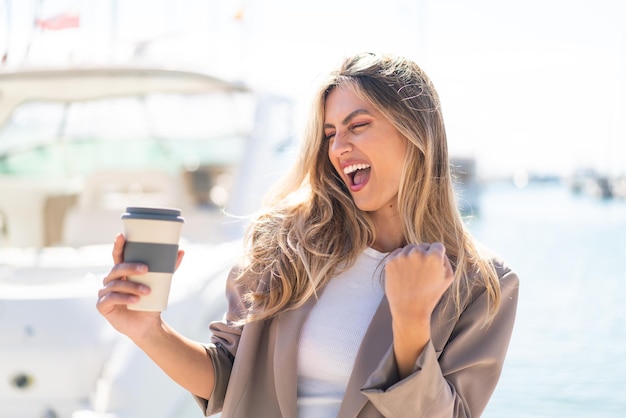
[363,267,519,417]
[384,243,454,379]
[133,319,216,399]
[97,234,216,399]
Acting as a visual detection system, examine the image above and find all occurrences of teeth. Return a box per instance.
[343,163,371,175]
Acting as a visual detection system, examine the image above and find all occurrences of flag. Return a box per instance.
[234,8,244,21]
[35,13,80,31]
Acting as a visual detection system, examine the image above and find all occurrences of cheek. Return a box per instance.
[381,164,404,188]
[383,151,406,188]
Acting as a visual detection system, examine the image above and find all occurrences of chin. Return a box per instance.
[353,194,398,214]
[353,200,377,212]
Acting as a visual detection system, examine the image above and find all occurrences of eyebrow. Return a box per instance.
[323,109,371,130]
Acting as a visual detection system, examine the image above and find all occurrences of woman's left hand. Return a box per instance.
[384,242,454,377]
[385,242,454,323]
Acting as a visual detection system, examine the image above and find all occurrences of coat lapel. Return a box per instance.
[273,296,317,418]
[337,296,393,418]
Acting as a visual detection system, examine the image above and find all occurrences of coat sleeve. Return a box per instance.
[361,267,519,417]
[193,265,248,416]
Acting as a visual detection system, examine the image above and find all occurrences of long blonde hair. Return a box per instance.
[237,52,500,324]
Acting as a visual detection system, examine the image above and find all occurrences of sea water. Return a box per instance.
[472,181,626,418]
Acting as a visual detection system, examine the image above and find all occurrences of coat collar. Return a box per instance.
[273,296,317,417]
[337,296,393,418]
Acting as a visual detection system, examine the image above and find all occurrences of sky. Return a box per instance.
[1,0,625,178]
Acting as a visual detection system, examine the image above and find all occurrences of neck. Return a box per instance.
[369,210,406,253]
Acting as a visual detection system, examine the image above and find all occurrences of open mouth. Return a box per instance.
[344,163,371,187]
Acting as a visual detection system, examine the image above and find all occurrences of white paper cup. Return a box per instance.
[121,207,185,311]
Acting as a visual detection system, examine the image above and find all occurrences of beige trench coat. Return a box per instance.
[194,258,519,417]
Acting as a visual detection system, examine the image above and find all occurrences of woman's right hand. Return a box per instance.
[97,235,215,399]
[96,234,163,341]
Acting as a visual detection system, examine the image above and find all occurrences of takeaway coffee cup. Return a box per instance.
[121,207,185,311]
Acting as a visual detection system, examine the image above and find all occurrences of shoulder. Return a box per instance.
[473,241,520,287]
[489,254,520,291]
[223,258,279,322]
[475,252,520,315]
[457,246,520,314]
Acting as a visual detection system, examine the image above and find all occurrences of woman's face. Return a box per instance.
[324,85,408,216]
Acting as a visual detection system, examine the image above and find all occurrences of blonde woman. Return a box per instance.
[98,52,519,417]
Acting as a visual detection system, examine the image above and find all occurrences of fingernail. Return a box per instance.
[139,285,150,294]
[136,265,148,272]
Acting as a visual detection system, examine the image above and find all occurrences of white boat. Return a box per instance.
[0,65,294,418]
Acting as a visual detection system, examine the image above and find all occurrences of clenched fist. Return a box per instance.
[384,242,454,378]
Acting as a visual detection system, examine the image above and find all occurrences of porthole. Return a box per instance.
[11,373,34,390]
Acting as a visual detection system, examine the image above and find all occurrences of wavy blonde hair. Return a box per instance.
[237,52,500,324]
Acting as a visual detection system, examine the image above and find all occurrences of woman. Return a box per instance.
[98,52,519,417]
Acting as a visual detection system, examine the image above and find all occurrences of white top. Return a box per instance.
[297,247,387,418]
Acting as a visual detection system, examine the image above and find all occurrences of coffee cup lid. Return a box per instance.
[121,206,185,223]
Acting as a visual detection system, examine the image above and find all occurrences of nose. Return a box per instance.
[329,129,352,157]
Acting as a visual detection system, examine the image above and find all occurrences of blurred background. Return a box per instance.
[1,0,625,417]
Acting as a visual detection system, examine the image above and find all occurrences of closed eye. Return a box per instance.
[350,122,369,132]
[323,121,369,141]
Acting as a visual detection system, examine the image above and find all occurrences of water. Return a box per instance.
[470,181,626,418]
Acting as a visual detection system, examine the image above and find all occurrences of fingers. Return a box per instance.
[98,267,151,313]
[426,242,451,270]
[388,242,428,258]
[107,233,149,285]
[427,242,446,255]
[174,249,185,272]
[98,278,150,300]
[98,233,153,314]
[442,253,454,279]
[102,262,148,286]
[391,242,446,257]
[388,242,452,279]
[112,233,125,264]
[96,286,147,314]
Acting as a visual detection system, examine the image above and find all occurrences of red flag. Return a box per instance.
[35,13,80,30]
